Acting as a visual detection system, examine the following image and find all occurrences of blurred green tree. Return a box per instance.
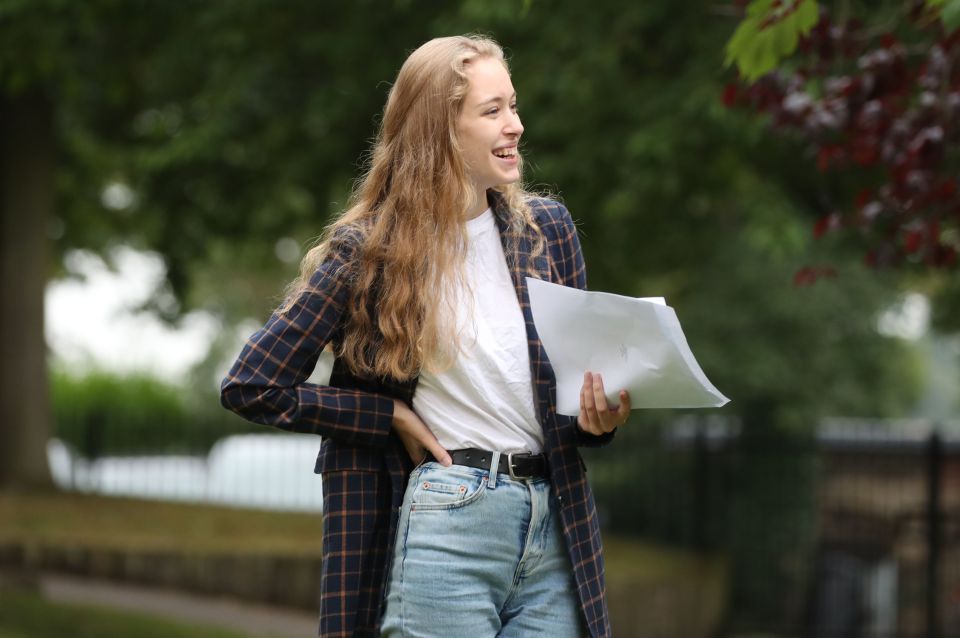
[0,0,440,488]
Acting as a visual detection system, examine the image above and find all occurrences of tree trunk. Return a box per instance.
[0,90,55,491]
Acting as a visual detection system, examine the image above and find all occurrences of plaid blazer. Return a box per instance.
[221,190,615,638]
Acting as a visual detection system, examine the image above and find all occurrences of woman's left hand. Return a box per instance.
[577,371,630,435]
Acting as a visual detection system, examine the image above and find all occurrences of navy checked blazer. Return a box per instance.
[221,189,616,638]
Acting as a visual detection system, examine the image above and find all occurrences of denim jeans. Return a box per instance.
[380,455,585,638]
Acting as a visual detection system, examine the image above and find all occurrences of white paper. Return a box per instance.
[525,277,730,414]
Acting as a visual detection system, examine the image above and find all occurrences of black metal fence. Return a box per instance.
[587,417,960,638]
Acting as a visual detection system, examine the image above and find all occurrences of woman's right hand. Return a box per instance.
[392,400,452,466]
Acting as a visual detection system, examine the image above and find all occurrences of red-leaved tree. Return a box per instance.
[724,0,960,278]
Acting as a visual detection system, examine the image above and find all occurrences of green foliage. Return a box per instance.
[50,368,258,457]
[725,0,819,81]
[927,0,960,30]
[44,0,441,316]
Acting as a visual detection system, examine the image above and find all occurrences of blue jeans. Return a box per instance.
[380,456,585,638]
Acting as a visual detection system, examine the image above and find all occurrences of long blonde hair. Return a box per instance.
[282,35,545,380]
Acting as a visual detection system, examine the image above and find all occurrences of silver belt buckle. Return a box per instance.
[507,452,520,480]
[507,452,528,480]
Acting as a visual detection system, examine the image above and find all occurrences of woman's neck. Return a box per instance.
[463,188,488,220]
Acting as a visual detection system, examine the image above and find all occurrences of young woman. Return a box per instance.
[221,34,629,638]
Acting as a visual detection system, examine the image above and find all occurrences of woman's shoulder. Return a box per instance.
[526,196,568,219]
[329,222,368,250]
[299,224,368,291]
[319,222,373,269]
[525,196,576,236]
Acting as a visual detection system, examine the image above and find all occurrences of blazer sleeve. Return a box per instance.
[219,233,395,447]
[552,202,617,448]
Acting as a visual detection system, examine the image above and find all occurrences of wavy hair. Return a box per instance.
[281,34,545,380]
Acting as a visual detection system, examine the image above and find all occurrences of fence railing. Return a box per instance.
[607,417,960,638]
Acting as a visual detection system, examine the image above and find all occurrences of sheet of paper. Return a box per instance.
[526,277,730,414]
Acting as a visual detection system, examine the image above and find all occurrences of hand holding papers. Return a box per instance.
[525,278,730,415]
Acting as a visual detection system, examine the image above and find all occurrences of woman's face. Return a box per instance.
[457,57,524,201]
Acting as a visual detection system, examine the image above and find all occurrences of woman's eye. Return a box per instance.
[510,103,518,111]
[486,107,500,116]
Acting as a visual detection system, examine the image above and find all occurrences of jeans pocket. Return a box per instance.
[409,462,487,510]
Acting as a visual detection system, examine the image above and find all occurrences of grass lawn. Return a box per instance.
[0,589,283,638]
[603,535,726,584]
[0,489,323,555]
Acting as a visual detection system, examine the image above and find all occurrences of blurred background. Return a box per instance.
[1,0,959,636]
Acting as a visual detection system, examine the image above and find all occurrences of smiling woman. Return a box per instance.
[220,34,629,638]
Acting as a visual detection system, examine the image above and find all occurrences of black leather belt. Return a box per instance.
[430,448,548,480]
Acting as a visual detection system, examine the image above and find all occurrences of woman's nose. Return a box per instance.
[505,111,523,137]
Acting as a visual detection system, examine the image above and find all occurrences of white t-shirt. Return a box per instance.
[412,208,543,454]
